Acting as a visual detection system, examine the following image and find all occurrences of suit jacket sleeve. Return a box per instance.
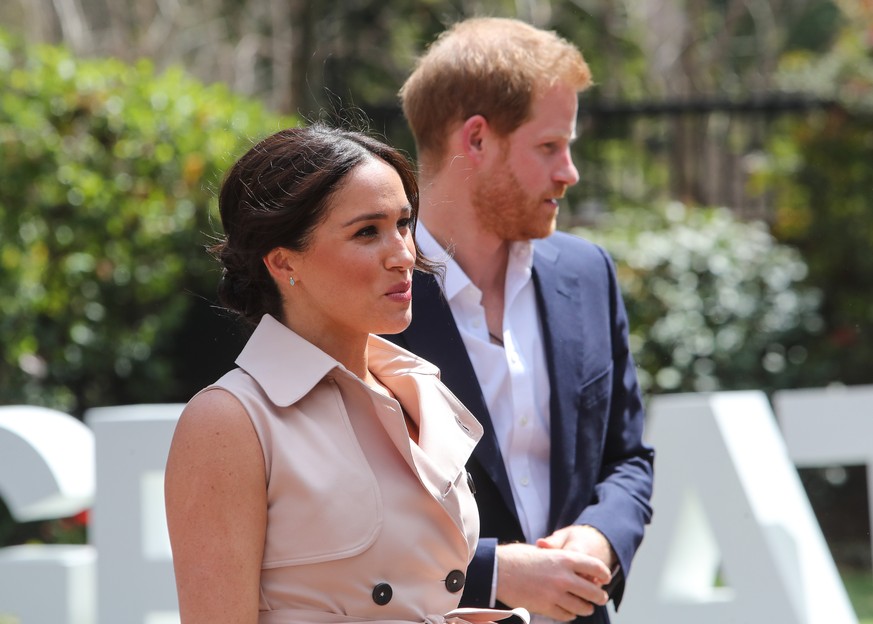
[461,538,497,607]
[567,244,654,607]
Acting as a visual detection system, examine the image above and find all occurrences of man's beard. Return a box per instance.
[472,165,560,241]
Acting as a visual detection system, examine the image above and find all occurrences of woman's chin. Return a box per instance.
[377,311,412,336]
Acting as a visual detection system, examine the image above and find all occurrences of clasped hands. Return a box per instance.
[495,525,617,621]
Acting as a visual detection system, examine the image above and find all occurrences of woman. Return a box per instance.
[164,124,528,624]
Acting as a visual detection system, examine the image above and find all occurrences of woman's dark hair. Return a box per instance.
[211,123,436,327]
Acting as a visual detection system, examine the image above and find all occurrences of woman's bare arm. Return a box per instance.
[165,388,267,624]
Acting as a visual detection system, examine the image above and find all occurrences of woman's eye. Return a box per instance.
[397,217,412,230]
[354,225,378,238]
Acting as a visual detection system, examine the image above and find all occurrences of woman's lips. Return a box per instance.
[386,281,412,302]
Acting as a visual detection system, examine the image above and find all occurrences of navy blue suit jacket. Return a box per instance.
[384,231,654,623]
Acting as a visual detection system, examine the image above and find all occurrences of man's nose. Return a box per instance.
[555,149,580,187]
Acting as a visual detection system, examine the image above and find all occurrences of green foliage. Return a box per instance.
[0,497,86,551]
[753,109,873,386]
[755,14,873,387]
[842,569,873,622]
[0,31,295,414]
[573,203,822,396]
[778,12,873,114]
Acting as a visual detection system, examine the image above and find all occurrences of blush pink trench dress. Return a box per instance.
[198,314,529,624]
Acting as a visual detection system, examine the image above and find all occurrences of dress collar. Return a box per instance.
[235,314,440,407]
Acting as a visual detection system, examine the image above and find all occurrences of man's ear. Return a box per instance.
[461,115,492,164]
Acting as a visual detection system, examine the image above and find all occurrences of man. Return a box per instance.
[386,17,654,624]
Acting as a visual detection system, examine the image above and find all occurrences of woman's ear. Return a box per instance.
[263,247,296,285]
[461,115,492,164]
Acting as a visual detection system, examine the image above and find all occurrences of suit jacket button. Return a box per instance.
[372,582,393,605]
[445,569,465,593]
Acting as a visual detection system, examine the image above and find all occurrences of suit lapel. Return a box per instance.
[401,272,516,510]
[532,239,582,532]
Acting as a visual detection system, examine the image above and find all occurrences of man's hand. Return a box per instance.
[536,525,618,573]
[495,541,611,621]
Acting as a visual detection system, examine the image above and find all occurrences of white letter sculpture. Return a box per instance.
[613,391,857,624]
[774,385,873,588]
[0,405,96,624]
[85,403,183,624]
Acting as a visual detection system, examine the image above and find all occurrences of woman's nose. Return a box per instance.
[387,232,415,270]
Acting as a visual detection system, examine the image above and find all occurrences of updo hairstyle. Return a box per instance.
[211,124,433,327]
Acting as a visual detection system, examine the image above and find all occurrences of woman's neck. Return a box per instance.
[283,315,371,380]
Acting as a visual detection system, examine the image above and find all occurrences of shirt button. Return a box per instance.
[520,476,530,487]
[445,569,466,593]
[520,416,529,426]
[472,319,482,328]
[372,582,393,605]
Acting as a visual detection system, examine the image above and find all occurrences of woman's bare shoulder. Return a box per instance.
[168,386,262,475]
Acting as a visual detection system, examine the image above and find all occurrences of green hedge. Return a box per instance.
[574,203,823,396]
[760,110,873,387]
[0,32,295,415]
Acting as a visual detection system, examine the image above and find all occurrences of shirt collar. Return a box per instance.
[235,314,439,407]
[416,221,535,301]
[415,223,470,302]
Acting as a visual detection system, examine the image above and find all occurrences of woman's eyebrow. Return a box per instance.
[343,212,387,227]
[342,205,411,227]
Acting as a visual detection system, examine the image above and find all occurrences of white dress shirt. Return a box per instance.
[416,224,552,545]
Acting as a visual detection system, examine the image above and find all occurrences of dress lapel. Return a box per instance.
[400,271,517,511]
[367,336,483,505]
